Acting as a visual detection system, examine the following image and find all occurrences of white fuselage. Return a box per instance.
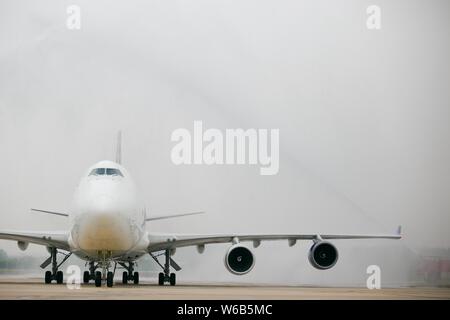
[67,160,149,261]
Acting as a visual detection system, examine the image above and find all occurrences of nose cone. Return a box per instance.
[75,195,136,253]
[88,194,120,218]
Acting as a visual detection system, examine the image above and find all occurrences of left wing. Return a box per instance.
[147,228,402,252]
[0,230,70,251]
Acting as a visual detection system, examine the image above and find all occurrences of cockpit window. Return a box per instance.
[106,168,123,177]
[89,168,123,177]
[90,168,105,176]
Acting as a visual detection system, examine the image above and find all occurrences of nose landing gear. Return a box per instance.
[95,271,102,287]
[85,251,117,287]
[95,259,116,287]
[106,271,114,287]
[92,266,116,287]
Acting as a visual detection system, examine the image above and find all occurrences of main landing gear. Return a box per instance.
[41,247,71,284]
[81,258,140,288]
[83,261,96,284]
[118,261,139,285]
[150,249,181,286]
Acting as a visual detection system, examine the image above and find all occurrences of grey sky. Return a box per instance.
[0,0,449,285]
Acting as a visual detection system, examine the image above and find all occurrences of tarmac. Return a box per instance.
[0,277,449,299]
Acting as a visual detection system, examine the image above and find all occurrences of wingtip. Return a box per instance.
[396,225,402,235]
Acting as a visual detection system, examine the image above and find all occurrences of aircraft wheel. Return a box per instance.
[56,271,63,284]
[133,272,139,284]
[122,271,128,284]
[169,273,176,286]
[95,271,102,287]
[45,271,52,284]
[83,271,90,283]
[158,272,164,285]
[107,271,114,287]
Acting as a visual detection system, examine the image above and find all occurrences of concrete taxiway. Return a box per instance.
[0,277,448,300]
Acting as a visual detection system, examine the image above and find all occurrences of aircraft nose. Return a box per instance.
[82,195,125,232]
[75,195,134,251]
[88,194,117,217]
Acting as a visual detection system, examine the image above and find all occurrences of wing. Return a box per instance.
[147,227,402,252]
[0,230,70,251]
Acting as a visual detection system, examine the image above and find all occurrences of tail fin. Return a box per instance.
[116,131,122,165]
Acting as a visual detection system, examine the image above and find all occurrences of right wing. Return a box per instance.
[147,228,402,252]
[0,230,70,251]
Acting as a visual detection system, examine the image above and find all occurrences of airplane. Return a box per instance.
[0,133,402,287]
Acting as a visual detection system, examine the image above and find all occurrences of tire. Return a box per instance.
[122,271,128,284]
[107,271,114,288]
[83,271,90,284]
[95,271,102,287]
[133,272,139,284]
[45,271,52,284]
[169,273,176,286]
[56,271,63,284]
[158,272,164,285]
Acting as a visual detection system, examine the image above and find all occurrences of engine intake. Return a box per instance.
[224,245,255,275]
[308,241,338,270]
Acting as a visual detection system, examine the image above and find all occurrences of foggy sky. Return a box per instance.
[0,0,449,285]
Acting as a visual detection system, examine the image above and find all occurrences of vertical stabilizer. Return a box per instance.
[116,131,122,165]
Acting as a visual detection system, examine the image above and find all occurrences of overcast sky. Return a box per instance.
[0,0,449,285]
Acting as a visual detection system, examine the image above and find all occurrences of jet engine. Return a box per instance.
[17,241,29,251]
[308,241,338,270]
[224,244,255,275]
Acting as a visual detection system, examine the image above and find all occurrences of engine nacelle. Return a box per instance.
[308,241,338,270]
[17,241,29,251]
[224,244,255,275]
